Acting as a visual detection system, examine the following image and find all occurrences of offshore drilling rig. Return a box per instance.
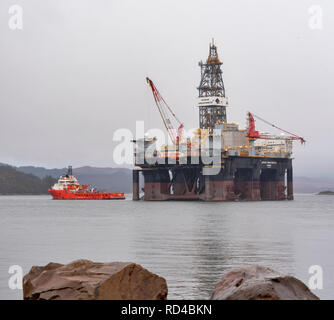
[132,41,305,201]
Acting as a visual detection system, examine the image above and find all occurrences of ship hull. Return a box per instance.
[49,189,125,200]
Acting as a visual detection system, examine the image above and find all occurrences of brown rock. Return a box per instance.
[211,265,319,300]
[23,259,168,300]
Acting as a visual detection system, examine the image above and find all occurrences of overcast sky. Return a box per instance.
[0,0,333,177]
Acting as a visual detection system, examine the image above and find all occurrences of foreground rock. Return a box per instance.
[23,259,168,300]
[211,265,319,300]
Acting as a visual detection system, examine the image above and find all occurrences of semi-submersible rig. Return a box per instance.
[132,41,305,201]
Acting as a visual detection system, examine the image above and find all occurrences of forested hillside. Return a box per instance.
[0,165,56,194]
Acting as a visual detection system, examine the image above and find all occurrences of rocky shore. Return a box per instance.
[211,265,318,300]
[23,260,318,300]
[23,260,167,300]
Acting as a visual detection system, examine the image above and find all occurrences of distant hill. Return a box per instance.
[0,165,56,195]
[318,191,334,195]
[15,165,132,193]
[2,163,334,195]
[294,177,334,194]
[17,166,64,179]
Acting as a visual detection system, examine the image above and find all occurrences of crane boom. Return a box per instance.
[247,112,305,144]
[146,77,184,145]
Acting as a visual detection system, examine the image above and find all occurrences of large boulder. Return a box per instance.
[23,259,168,300]
[211,265,319,300]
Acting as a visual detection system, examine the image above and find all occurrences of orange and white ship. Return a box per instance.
[48,166,125,200]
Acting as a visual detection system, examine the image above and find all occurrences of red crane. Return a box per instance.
[247,112,306,144]
[146,77,184,145]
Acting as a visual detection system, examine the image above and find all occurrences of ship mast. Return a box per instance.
[67,165,73,176]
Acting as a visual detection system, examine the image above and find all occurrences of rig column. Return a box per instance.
[287,166,294,200]
[132,169,140,201]
[251,167,261,200]
[204,173,212,201]
[276,165,286,200]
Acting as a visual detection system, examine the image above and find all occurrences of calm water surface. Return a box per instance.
[0,194,333,299]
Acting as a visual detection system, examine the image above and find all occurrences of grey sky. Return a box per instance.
[0,0,333,177]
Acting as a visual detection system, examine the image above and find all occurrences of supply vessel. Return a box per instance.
[132,41,305,201]
[49,166,125,200]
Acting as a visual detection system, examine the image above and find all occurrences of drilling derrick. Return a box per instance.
[198,40,229,130]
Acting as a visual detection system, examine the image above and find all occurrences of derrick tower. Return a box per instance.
[197,40,229,130]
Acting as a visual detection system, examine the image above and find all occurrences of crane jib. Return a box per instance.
[146,77,184,145]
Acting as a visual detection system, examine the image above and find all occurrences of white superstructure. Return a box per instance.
[51,173,79,191]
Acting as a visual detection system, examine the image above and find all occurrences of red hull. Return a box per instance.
[49,189,125,200]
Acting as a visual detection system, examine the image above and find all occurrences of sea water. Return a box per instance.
[0,194,333,299]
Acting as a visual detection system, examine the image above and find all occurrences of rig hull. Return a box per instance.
[133,156,293,202]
